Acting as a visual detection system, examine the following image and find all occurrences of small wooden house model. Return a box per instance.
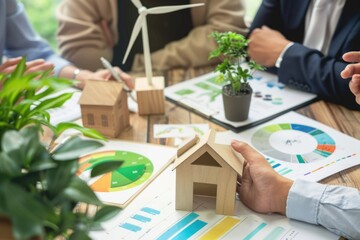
[79,80,129,138]
[173,130,244,215]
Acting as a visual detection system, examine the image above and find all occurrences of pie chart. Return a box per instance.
[251,123,336,164]
[78,150,154,192]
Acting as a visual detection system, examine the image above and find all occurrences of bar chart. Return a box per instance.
[100,187,336,240]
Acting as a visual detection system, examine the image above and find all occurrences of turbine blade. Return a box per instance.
[147,3,204,14]
[123,14,145,64]
[131,0,143,9]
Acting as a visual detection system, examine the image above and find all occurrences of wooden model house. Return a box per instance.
[79,80,129,138]
[173,130,244,215]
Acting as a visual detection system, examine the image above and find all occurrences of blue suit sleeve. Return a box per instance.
[279,43,360,110]
[5,1,70,76]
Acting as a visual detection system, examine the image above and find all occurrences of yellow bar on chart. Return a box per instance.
[199,217,240,240]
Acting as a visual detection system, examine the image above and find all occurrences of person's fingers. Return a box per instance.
[25,59,46,68]
[349,74,360,94]
[25,62,54,74]
[341,64,360,79]
[343,51,360,63]
[0,57,23,72]
[117,69,134,89]
[231,140,266,166]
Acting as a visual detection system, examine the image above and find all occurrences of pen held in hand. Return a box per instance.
[100,57,137,103]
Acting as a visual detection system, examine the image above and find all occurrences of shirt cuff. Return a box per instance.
[286,179,327,224]
[275,42,294,68]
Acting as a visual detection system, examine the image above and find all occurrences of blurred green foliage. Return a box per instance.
[20,0,61,51]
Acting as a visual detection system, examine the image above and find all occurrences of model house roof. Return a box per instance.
[79,80,124,106]
[173,130,244,175]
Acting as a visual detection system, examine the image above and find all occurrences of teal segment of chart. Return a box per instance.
[251,123,336,164]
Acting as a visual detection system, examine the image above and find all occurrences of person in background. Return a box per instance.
[247,0,360,110]
[0,0,132,89]
[341,51,360,104]
[56,0,247,73]
[232,51,360,239]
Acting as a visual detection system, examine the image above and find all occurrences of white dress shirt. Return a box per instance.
[287,179,360,240]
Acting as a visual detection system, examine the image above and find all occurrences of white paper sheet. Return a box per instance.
[165,67,317,130]
[215,111,360,182]
[90,165,338,240]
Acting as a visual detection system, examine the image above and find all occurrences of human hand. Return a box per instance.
[0,58,54,75]
[231,140,293,215]
[341,51,360,105]
[248,26,291,67]
[76,68,134,90]
[341,51,360,78]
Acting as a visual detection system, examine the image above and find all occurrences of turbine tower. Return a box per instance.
[123,0,204,85]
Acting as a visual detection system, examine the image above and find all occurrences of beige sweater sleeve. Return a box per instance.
[56,0,247,72]
[56,0,117,71]
[133,0,248,71]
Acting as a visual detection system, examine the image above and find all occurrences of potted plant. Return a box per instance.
[0,59,122,240]
[209,31,264,121]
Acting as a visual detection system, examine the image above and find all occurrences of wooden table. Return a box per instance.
[123,66,360,191]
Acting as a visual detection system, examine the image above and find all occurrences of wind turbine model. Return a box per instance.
[122,0,204,115]
[123,0,204,85]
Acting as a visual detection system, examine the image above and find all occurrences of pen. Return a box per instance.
[100,57,137,102]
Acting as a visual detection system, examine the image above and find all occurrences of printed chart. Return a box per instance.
[216,112,360,181]
[153,124,209,138]
[77,140,176,207]
[91,167,337,240]
[165,65,317,131]
[252,123,335,164]
[79,150,154,192]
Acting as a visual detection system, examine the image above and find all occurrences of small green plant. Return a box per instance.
[0,58,122,239]
[208,31,264,94]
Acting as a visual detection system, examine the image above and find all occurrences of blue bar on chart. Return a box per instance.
[120,223,142,232]
[132,214,151,223]
[156,212,199,240]
[272,163,281,169]
[243,222,267,240]
[264,226,285,240]
[172,220,207,240]
[141,207,160,215]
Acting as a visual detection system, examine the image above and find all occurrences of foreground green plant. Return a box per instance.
[0,58,122,239]
[208,31,264,94]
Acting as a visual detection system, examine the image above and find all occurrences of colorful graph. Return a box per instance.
[251,123,336,164]
[78,150,154,192]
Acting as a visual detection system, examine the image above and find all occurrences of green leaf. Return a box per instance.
[0,152,22,177]
[93,205,122,223]
[69,230,91,240]
[46,160,78,198]
[55,122,106,140]
[4,182,46,240]
[64,176,103,205]
[11,57,26,80]
[1,130,23,153]
[30,92,73,114]
[52,136,103,161]
[91,161,123,178]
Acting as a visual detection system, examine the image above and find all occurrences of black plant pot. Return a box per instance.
[222,84,252,121]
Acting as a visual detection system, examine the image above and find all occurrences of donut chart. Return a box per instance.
[251,123,336,164]
[78,150,154,192]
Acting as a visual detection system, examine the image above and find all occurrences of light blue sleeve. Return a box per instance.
[4,0,70,76]
[286,179,360,240]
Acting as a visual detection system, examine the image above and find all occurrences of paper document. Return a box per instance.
[215,111,360,182]
[77,140,177,207]
[91,166,338,240]
[165,66,317,132]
